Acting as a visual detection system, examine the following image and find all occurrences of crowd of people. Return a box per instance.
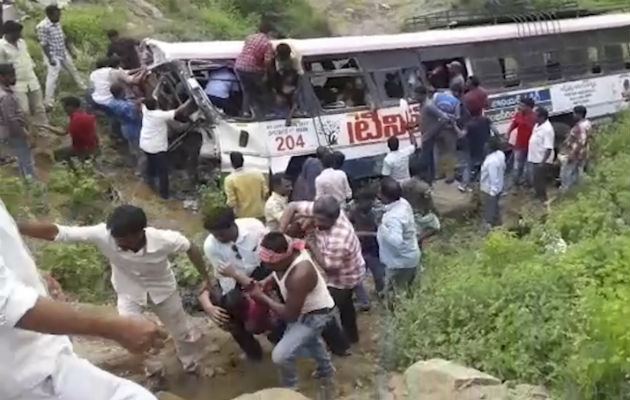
[0,5,596,400]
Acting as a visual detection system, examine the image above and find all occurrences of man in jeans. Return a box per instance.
[36,5,86,109]
[280,196,365,348]
[217,232,335,397]
[527,107,555,201]
[506,97,536,190]
[234,21,274,117]
[139,97,195,199]
[0,64,35,179]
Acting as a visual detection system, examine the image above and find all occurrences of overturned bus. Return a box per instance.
[142,10,630,182]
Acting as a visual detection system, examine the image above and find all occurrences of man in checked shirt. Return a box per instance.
[234,20,274,117]
[279,195,366,346]
[36,5,86,109]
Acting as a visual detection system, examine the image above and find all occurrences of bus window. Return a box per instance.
[623,44,630,70]
[499,57,520,88]
[310,73,371,110]
[401,67,423,93]
[603,44,625,71]
[471,58,503,89]
[588,47,601,74]
[544,51,562,81]
[422,58,467,89]
[305,57,360,73]
[563,48,588,77]
[371,70,404,104]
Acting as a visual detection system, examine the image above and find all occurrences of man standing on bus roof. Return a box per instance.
[235,20,274,118]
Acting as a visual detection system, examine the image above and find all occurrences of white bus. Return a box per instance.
[142,11,630,182]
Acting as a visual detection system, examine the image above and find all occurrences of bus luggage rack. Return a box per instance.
[402,0,630,31]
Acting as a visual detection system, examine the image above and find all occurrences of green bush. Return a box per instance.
[392,112,630,398]
[39,243,112,303]
[47,163,111,222]
[61,5,126,55]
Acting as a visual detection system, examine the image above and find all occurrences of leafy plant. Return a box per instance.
[39,243,112,303]
[391,112,630,398]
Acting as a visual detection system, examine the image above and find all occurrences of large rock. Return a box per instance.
[404,359,549,400]
[232,388,310,400]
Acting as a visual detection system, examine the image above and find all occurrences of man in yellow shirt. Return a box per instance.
[0,21,47,126]
[225,151,268,219]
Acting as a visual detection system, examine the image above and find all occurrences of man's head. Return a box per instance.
[321,152,336,169]
[332,151,345,170]
[312,196,340,231]
[106,29,119,42]
[259,232,298,272]
[61,96,81,116]
[259,19,273,35]
[230,151,244,169]
[356,187,375,212]
[316,146,329,160]
[95,57,111,69]
[535,106,549,124]
[387,136,399,151]
[450,81,464,98]
[107,205,147,252]
[412,85,428,103]
[486,134,502,153]
[143,97,158,110]
[45,5,62,23]
[204,207,238,243]
[0,64,16,87]
[573,105,587,121]
[3,20,23,42]
[379,177,402,204]
[271,173,292,197]
[519,97,535,112]
[110,82,126,100]
[466,75,481,90]
[276,43,292,62]
[447,60,463,76]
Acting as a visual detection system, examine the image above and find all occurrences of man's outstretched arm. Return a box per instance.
[18,221,59,241]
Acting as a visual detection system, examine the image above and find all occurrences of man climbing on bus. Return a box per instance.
[235,20,274,118]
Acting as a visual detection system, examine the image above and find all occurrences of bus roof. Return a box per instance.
[145,12,630,63]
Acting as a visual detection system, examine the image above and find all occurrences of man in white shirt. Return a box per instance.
[199,207,271,361]
[315,151,352,206]
[0,21,48,125]
[18,205,208,380]
[1,200,164,400]
[527,107,555,201]
[89,56,142,107]
[480,135,506,230]
[139,97,195,199]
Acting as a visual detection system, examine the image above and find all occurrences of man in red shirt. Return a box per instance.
[506,97,536,189]
[235,21,274,118]
[53,96,99,165]
[463,76,488,117]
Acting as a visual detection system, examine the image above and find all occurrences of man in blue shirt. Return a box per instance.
[377,177,420,295]
[432,82,464,183]
[204,67,240,117]
[107,82,143,174]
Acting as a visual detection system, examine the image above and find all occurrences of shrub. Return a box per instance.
[39,243,112,303]
[47,163,111,222]
[391,112,630,398]
[61,5,126,55]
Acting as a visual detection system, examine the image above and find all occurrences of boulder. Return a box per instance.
[232,388,309,400]
[404,359,550,400]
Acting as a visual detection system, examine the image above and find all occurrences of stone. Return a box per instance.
[231,388,310,400]
[156,392,188,400]
[508,384,549,399]
[404,359,505,400]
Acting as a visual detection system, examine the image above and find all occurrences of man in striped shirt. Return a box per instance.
[279,196,365,345]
